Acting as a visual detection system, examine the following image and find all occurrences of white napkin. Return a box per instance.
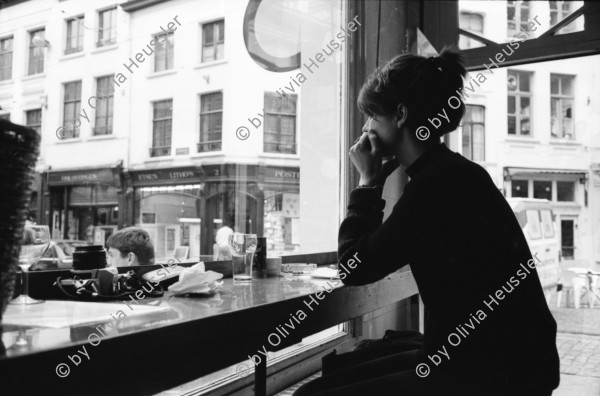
[168,262,224,295]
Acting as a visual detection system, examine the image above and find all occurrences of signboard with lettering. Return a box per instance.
[131,167,202,186]
[48,168,115,186]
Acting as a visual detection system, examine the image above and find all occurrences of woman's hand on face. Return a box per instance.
[349,130,400,186]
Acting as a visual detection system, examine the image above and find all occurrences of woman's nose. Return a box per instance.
[362,119,370,133]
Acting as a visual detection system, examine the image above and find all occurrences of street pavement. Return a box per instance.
[549,291,600,396]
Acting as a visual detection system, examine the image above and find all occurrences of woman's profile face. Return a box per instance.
[362,113,401,157]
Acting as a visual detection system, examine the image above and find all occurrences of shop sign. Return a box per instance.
[132,167,201,185]
[48,168,115,186]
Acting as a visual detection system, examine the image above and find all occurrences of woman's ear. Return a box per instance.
[396,104,408,128]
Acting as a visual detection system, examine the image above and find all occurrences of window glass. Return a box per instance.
[151,99,172,157]
[540,210,554,238]
[154,32,174,72]
[0,36,13,80]
[65,16,84,54]
[25,109,42,135]
[62,80,81,138]
[511,180,528,198]
[28,28,45,75]
[556,181,575,201]
[533,180,552,200]
[98,7,117,47]
[525,209,542,240]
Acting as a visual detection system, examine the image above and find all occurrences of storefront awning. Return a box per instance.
[503,167,587,181]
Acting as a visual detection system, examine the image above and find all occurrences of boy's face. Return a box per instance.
[106,247,132,267]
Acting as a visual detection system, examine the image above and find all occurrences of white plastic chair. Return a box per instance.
[567,267,600,309]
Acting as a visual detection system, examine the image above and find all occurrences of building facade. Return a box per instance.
[0,0,304,259]
[455,0,600,264]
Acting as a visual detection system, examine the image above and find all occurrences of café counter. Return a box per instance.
[0,266,418,395]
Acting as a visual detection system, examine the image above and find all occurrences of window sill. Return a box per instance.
[549,139,581,147]
[190,151,224,159]
[88,134,115,141]
[193,59,227,70]
[91,43,118,54]
[59,52,85,61]
[259,153,300,160]
[55,137,82,144]
[147,69,177,79]
[505,136,540,145]
[21,73,45,82]
[0,79,13,86]
[144,156,175,164]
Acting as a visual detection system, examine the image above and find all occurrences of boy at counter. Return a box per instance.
[295,48,559,395]
[105,227,155,267]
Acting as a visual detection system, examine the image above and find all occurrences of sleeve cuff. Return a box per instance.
[348,185,385,212]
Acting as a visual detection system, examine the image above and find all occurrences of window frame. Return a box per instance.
[462,104,485,161]
[65,15,85,55]
[263,92,298,154]
[62,80,82,139]
[198,91,223,152]
[507,70,532,136]
[150,99,173,157]
[28,28,45,75]
[153,32,174,72]
[25,108,42,135]
[550,73,575,139]
[94,75,114,136]
[0,36,13,81]
[507,0,530,38]
[97,6,117,47]
[201,19,225,63]
[459,12,484,50]
[550,1,575,34]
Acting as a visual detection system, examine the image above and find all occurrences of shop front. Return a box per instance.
[125,164,300,261]
[41,165,123,243]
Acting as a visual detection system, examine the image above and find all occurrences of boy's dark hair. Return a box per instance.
[106,227,155,265]
[358,47,467,138]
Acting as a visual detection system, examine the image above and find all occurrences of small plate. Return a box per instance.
[310,267,340,279]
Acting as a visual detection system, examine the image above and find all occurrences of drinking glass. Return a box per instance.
[10,223,50,305]
[228,233,257,282]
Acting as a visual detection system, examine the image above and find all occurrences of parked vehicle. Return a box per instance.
[506,198,561,292]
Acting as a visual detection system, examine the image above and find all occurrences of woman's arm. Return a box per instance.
[338,182,421,286]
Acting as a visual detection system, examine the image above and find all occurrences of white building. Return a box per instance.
[0,0,315,259]
[455,0,600,265]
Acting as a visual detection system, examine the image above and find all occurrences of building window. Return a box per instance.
[25,109,42,135]
[511,180,529,197]
[65,16,85,54]
[507,1,530,38]
[28,28,45,75]
[98,7,117,47]
[198,92,223,152]
[94,76,114,135]
[557,181,575,202]
[0,36,13,80]
[154,32,174,72]
[550,1,574,34]
[507,70,531,136]
[151,99,172,157]
[550,74,574,139]
[62,81,82,139]
[462,105,485,161]
[202,20,224,62]
[533,180,552,200]
[264,93,297,154]
[459,12,483,49]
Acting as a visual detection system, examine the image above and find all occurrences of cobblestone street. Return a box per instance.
[550,296,600,396]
